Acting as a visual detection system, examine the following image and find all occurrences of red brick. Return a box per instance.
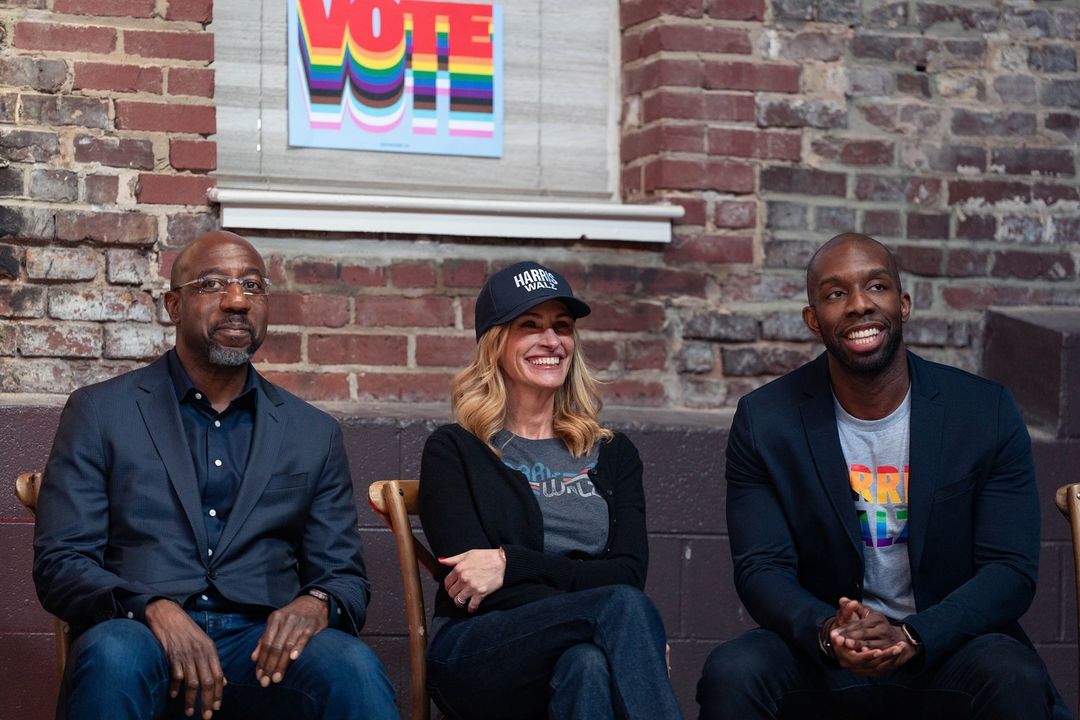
[895,245,943,276]
[589,264,639,294]
[85,174,119,204]
[622,124,706,162]
[855,175,941,205]
[166,0,213,22]
[620,0,702,28]
[168,67,214,97]
[164,212,217,247]
[74,135,155,170]
[757,98,846,129]
[990,148,1075,177]
[621,166,643,199]
[862,210,901,237]
[664,233,753,264]
[644,158,754,193]
[990,250,1075,281]
[340,264,386,287]
[670,196,707,226]
[116,101,216,134]
[415,335,476,367]
[812,138,894,166]
[625,339,668,370]
[270,294,350,327]
[442,260,487,289]
[715,201,756,229]
[292,259,339,284]
[704,61,800,93]
[951,109,1036,137]
[946,249,990,277]
[252,333,302,364]
[942,286,1050,311]
[136,174,214,205]
[706,0,764,20]
[1033,183,1080,206]
[14,22,116,54]
[18,322,101,357]
[640,24,751,56]
[588,301,666,332]
[0,129,58,163]
[262,372,350,401]
[641,267,707,296]
[582,338,617,370]
[125,29,214,62]
[906,213,950,240]
[948,179,1031,205]
[709,128,800,160]
[642,90,755,123]
[55,210,156,245]
[74,62,162,94]
[0,286,47,318]
[169,139,216,171]
[309,333,407,365]
[355,296,454,327]
[355,372,451,402]
[390,261,437,289]
[55,0,154,16]
[761,167,846,197]
[603,379,666,407]
[956,215,995,241]
[624,58,704,94]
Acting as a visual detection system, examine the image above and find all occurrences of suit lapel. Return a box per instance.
[213,377,286,559]
[905,353,943,582]
[136,361,210,561]
[800,356,864,559]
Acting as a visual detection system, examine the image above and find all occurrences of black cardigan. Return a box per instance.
[418,423,649,620]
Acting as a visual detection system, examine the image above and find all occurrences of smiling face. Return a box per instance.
[499,300,576,397]
[803,235,911,376]
[164,231,269,373]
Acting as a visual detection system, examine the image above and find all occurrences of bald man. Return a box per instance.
[697,234,1068,719]
[34,232,396,720]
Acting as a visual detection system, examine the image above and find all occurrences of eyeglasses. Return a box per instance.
[172,276,271,296]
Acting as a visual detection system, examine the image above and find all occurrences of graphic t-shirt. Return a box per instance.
[495,431,608,557]
[834,390,916,618]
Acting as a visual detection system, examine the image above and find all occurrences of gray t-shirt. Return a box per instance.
[835,390,916,618]
[496,431,608,557]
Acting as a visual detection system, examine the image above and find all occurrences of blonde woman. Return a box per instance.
[418,262,682,720]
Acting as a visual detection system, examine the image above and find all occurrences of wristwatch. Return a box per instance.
[307,588,331,603]
[895,620,924,656]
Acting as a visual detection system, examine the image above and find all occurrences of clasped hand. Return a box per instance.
[827,596,917,676]
[439,548,506,613]
[146,594,328,718]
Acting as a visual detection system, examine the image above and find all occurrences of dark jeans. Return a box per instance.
[697,628,1071,720]
[59,611,397,720]
[427,585,683,720]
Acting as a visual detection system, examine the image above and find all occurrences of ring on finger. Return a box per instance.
[455,594,466,606]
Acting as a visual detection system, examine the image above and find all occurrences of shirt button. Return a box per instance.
[207,548,213,557]
[208,508,217,517]
[126,611,134,619]
[214,459,222,467]
[214,420,221,428]
[195,392,202,400]
[201,594,209,601]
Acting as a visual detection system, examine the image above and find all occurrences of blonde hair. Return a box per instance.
[451,324,613,457]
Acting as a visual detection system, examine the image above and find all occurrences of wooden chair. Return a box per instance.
[15,470,72,680]
[368,480,438,720]
[1055,482,1080,714]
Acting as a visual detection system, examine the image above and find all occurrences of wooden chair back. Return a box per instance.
[1055,482,1080,714]
[368,480,437,720]
[15,471,72,680]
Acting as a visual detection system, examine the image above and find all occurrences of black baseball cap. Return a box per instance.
[474,261,591,340]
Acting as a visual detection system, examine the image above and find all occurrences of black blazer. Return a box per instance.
[33,354,371,633]
[726,351,1039,669]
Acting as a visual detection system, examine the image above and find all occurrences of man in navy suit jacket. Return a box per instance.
[33,231,396,720]
[697,233,1067,719]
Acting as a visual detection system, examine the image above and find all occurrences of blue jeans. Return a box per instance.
[59,611,397,720]
[427,585,683,720]
[697,628,1071,720]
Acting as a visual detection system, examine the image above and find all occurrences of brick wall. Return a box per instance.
[2,0,1078,409]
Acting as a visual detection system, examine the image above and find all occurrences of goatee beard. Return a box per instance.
[208,343,254,367]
